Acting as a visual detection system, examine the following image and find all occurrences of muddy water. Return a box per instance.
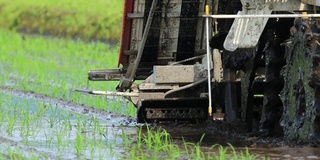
[160,124,320,159]
[0,88,319,159]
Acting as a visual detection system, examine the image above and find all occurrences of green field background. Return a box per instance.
[0,0,124,41]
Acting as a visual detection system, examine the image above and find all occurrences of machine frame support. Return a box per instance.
[119,0,159,91]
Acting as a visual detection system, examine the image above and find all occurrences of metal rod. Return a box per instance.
[205,5,213,117]
[169,55,205,66]
[91,91,139,97]
[164,78,207,97]
[75,89,139,97]
[203,14,320,19]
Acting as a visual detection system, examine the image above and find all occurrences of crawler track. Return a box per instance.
[137,98,208,123]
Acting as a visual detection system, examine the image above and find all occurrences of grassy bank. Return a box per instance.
[0,0,123,41]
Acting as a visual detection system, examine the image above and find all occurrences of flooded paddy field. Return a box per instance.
[0,88,137,159]
[0,30,319,159]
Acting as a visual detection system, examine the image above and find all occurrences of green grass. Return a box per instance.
[0,29,136,117]
[0,0,123,41]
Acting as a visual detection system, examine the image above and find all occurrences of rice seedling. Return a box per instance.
[0,111,5,128]
[99,125,109,141]
[20,109,32,145]
[30,151,40,160]
[75,129,84,157]
[182,138,206,160]
[239,147,259,160]
[10,103,19,121]
[44,133,54,148]
[131,126,172,158]
[7,147,14,160]
[125,125,262,160]
[137,126,143,149]
[6,114,16,136]
[55,130,66,152]
[61,113,73,132]
[193,134,206,159]
[89,146,96,160]
[90,115,101,137]
[34,103,47,119]
[20,108,30,126]
[29,129,40,147]
[81,118,88,133]
[98,145,103,160]
[46,116,57,128]
[120,126,131,149]
[76,114,81,130]
[7,147,24,160]
[66,113,72,131]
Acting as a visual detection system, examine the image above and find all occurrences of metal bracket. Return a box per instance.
[221,0,319,51]
[224,2,272,51]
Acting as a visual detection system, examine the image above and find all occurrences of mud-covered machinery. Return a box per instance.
[79,0,320,144]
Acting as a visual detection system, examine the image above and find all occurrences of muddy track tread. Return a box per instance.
[137,98,209,123]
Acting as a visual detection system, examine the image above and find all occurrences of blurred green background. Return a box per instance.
[0,0,124,42]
